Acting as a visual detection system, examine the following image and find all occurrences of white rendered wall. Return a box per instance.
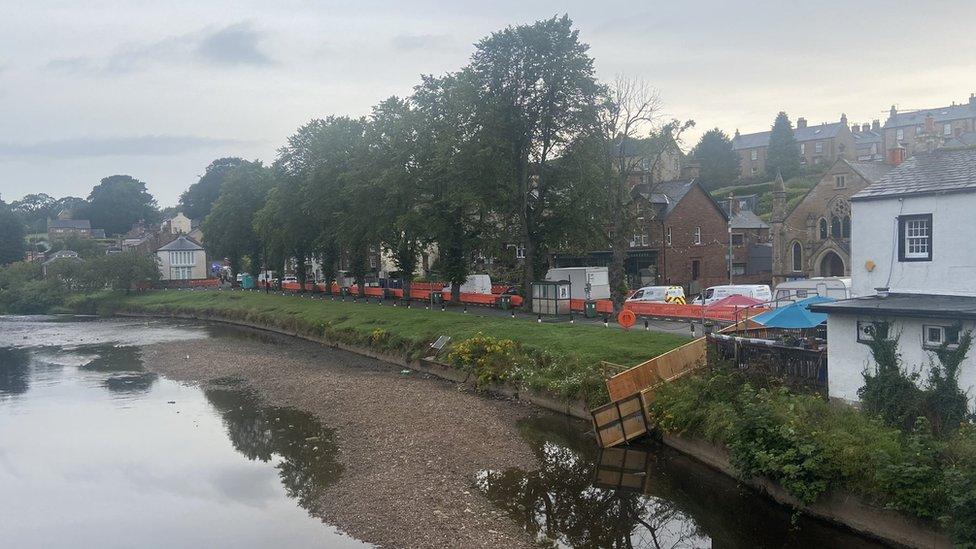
[827,314,976,408]
[851,193,976,297]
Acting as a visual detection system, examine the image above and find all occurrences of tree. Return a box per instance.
[90,252,160,291]
[179,157,249,220]
[84,175,160,236]
[766,112,802,179]
[48,235,105,259]
[468,15,603,306]
[691,128,740,190]
[10,193,56,233]
[202,162,273,277]
[0,201,26,265]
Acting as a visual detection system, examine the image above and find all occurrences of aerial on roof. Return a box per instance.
[156,235,204,252]
[884,98,976,128]
[47,219,91,230]
[852,147,976,201]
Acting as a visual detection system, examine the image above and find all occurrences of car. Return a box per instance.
[691,284,772,306]
[626,285,686,304]
[282,276,298,284]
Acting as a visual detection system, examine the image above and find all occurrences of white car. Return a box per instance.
[282,276,299,284]
[626,285,686,304]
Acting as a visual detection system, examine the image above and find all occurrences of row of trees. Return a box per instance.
[195,16,702,308]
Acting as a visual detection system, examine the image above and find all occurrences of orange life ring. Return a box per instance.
[618,309,636,329]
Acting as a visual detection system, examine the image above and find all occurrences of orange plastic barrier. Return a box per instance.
[363,287,385,298]
[189,279,219,287]
[570,299,615,314]
[622,301,768,322]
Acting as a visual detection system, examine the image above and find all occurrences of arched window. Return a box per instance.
[842,216,851,238]
[819,218,828,240]
[792,242,803,272]
[831,216,842,238]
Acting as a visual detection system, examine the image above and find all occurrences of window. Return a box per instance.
[731,263,746,276]
[896,128,904,141]
[691,260,701,280]
[857,321,878,343]
[731,233,744,246]
[871,143,878,156]
[791,241,802,272]
[666,227,672,246]
[842,216,851,238]
[831,216,841,238]
[819,218,828,240]
[815,141,824,154]
[632,289,644,299]
[944,124,953,137]
[835,175,846,189]
[924,325,960,349]
[693,226,701,245]
[898,214,932,261]
[515,245,525,259]
[169,250,194,267]
[750,150,758,161]
[751,166,758,175]
[170,266,192,280]
[631,233,646,247]
[800,143,806,154]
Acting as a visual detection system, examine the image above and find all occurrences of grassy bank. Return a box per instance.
[80,290,689,405]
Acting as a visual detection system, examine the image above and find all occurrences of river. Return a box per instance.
[0,316,882,548]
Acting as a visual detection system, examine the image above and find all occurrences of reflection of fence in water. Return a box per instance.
[709,334,827,392]
[595,446,651,493]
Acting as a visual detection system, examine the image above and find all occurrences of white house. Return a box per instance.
[811,146,976,406]
[162,212,192,235]
[156,235,207,281]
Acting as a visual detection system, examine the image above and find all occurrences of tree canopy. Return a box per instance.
[0,201,26,265]
[766,112,802,179]
[691,128,741,190]
[179,157,249,220]
[84,175,159,236]
[203,162,273,276]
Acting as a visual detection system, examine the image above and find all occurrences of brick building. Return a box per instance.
[770,158,894,284]
[884,94,976,156]
[732,114,857,178]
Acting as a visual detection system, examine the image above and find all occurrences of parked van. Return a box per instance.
[442,274,492,295]
[692,284,772,306]
[626,285,686,304]
[544,267,611,300]
[772,277,851,307]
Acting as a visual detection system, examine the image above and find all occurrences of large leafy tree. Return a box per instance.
[468,15,603,306]
[691,128,740,190]
[0,201,26,265]
[202,162,273,277]
[766,112,802,179]
[179,157,249,220]
[10,193,56,233]
[83,175,159,236]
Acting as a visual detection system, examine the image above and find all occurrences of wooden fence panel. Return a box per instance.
[590,393,647,448]
[604,338,707,403]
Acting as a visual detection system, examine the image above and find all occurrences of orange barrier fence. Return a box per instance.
[566,298,769,322]
[570,299,615,314]
[363,287,385,298]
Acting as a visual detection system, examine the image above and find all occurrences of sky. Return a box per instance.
[1,0,974,207]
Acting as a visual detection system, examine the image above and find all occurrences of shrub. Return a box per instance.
[448,334,525,386]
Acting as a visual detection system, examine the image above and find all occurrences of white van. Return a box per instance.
[544,267,611,300]
[626,285,686,304]
[442,274,492,295]
[692,284,772,306]
[773,277,851,307]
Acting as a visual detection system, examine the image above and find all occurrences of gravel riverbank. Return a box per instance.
[140,326,558,549]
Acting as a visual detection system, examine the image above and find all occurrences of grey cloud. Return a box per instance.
[45,22,272,76]
[196,22,273,66]
[0,135,251,159]
[391,33,456,53]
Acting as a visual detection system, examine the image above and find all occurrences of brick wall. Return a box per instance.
[656,184,730,294]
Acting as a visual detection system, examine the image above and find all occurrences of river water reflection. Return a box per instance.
[1,317,883,548]
[0,316,367,548]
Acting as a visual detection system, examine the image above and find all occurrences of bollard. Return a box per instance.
[644,319,649,331]
[603,315,609,328]
[463,305,468,314]
[511,310,516,319]
[690,323,696,337]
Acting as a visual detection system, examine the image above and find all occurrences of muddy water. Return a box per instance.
[0,317,882,548]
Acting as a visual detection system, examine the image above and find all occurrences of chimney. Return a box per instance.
[890,104,897,119]
[888,144,906,166]
[862,123,871,133]
[852,124,859,133]
[796,117,808,129]
[728,193,740,216]
[924,113,936,134]
[970,93,975,108]
[840,113,848,126]
[872,119,881,131]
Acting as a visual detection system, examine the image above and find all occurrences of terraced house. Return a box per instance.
[732,114,857,177]
[884,93,976,156]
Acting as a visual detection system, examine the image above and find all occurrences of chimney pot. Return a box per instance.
[872,119,881,131]
[796,117,808,129]
[862,123,870,133]
[840,113,848,125]
[852,124,859,133]
[888,145,906,166]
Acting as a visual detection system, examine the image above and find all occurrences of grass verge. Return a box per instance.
[79,290,689,406]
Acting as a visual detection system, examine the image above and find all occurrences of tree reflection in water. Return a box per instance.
[0,348,31,397]
[78,345,159,395]
[475,417,706,549]
[204,386,343,513]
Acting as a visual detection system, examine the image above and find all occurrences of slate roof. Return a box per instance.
[946,132,976,148]
[810,293,976,320]
[156,235,204,252]
[846,160,895,184]
[853,130,883,153]
[852,147,976,201]
[48,219,91,230]
[633,179,696,217]
[732,122,846,150]
[730,209,770,230]
[884,101,976,129]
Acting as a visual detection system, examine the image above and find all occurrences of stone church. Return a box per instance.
[770,158,894,284]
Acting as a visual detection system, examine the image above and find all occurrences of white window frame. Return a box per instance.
[750,150,758,161]
[693,226,702,245]
[899,214,932,261]
[800,143,806,154]
[944,124,952,137]
[666,227,672,246]
[896,128,904,141]
[515,244,525,259]
[923,325,960,349]
[815,141,824,154]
